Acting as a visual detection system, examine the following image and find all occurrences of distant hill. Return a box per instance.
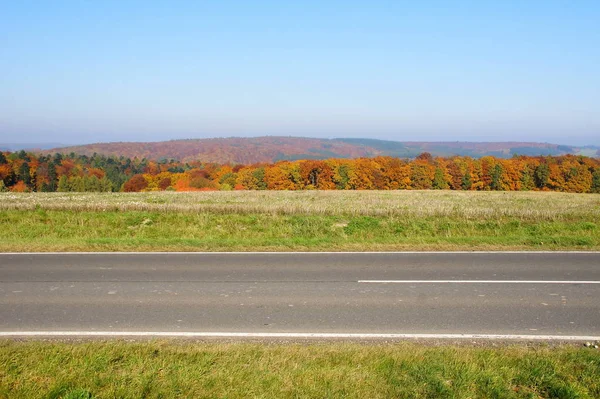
[44,137,375,164]
[42,136,599,163]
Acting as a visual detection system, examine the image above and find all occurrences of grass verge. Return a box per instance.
[1,341,599,398]
[0,209,599,251]
[0,191,598,251]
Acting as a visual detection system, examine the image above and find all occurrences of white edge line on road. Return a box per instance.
[1,331,599,341]
[1,251,599,255]
[359,280,600,284]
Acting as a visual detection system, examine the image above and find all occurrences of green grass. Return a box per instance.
[1,341,599,398]
[0,209,598,251]
[1,191,599,251]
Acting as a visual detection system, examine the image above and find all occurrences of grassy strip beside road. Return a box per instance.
[1,191,599,251]
[1,210,599,252]
[1,341,599,398]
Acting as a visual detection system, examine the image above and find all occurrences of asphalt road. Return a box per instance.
[1,252,599,338]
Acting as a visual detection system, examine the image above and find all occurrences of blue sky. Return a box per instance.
[1,0,599,145]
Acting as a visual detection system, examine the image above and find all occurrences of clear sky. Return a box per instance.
[1,0,599,145]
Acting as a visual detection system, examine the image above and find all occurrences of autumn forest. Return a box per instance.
[1,150,600,194]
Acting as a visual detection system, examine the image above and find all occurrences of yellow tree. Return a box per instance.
[235,167,260,190]
[299,160,335,189]
[347,158,376,190]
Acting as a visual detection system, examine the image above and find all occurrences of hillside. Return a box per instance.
[44,136,599,163]
[44,137,374,164]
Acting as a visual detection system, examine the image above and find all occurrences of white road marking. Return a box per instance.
[359,280,600,284]
[0,331,599,341]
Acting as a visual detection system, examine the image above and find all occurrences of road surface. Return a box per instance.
[1,252,599,339]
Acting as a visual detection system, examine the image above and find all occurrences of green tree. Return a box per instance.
[105,165,127,191]
[432,167,449,189]
[17,150,29,161]
[520,166,535,191]
[534,163,549,188]
[3,169,17,187]
[591,169,600,194]
[47,163,57,191]
[57,175,70,192]
[99,177,114,192]
[252,168,267,190]
[219,172,237,188]
[410,164,432,189]
[490,164,503,190]
[18,162,31,186]
[85,176,101,192]
[69,176,85,192]
[335,164,351,190]
[461,172,472,190]
[52,153,63,165]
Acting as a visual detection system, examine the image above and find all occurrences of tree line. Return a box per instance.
[1,150,600,193]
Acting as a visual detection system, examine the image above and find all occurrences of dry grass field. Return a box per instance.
[2,190,599,220]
